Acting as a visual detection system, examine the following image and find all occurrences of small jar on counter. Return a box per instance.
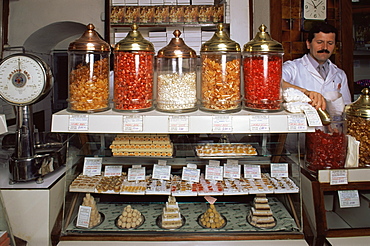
[67,23,110,113]
[156,30,198,113]
[345,88,370,167]
[113,24,155,112]
[200,23,241,113]
[242,24,284,112]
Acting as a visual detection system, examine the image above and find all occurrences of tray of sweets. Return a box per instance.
[195,143,258,158]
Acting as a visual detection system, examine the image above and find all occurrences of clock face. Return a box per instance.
[303,0,327,20]
[0,54,51,105]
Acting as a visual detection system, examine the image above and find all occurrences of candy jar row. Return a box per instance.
[67,23,284,114]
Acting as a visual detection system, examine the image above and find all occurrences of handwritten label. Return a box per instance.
[330,169,348,185]
[288,114,308,131]
[128,166,146,181]
[104,165,122,177]
[304,109,323,127]
[244,164,261,179]
[76,205,91,228]
[123,115,143,132]
[205,165,223,181]
[83,157,102,176]
[69,115,89,131]
[250,115,269,131]
[212,116,232,132]
[152,164,171,180]
[182,166,200,183]
[224,163,241,179]
[338,190,360,208]
[169,116,189,132]
[270,163,289,178]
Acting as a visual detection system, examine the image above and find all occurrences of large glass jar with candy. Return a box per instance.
[345,88,370,167]
[67,23,110,113]
[113,24,155,112]
[305,116,347,173]
[156,30,197,113]
[242,24,284,112]
[200,23,241,113]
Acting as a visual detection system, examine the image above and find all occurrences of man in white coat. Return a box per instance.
[282,23,351,111]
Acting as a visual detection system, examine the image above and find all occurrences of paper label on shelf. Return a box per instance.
[224,163,241,179]
[168,115,189,132]
[304,109,323,126]
[76,205,91,228]
[330,169,348,185]
[270,163,289,178]
[152,164,171,180]
[212,115,232,132]
[244,164,261,179]
[338,190,360,208]
[104,165,122,177]
[123,115,143,132]
[205,165,223,181]
[182,166,200,183]
[69,115,89,131]
[287,114,308,131]
[83,157,102,176]
[128,166,146,181]
[250,115,269,131]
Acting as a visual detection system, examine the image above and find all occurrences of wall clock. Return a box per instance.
[303,0,327,20]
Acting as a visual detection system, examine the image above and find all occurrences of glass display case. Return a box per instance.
[52,110,312,242]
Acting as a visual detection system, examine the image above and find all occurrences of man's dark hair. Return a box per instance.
[307,22,338,43]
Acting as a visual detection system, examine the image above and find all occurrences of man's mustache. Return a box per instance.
[317,49,330,54]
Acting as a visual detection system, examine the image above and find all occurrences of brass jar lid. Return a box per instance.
[114,24,154,52]
[201,23,240,52]
[68,23,110,52]
[243,24,284,53]
[157,30,197,58]
[345,88,370,118]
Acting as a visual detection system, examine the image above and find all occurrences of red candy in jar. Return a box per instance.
[113,24,154,112]
[242,24,284,112]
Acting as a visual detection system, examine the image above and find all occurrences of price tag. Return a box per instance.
[244,164,261,179]
[123,115,143,132]
[152,164,171,180]
[338,190,360,208]
[304,109,323,127]
[182,164,200,183]
[104,165,122,177]
[128,165,146,181]
[250,115,269,131]
[169,115,189,132]
[76,205,91,228]
[270,163,289,178]
[212,116,232,132]
[287,114,308,131]
[224,161,240,179]
[330,169,348,185]
[205,161,223,180]
[69,115,89,131]
[204,196,217,205]
[83,157,102,176]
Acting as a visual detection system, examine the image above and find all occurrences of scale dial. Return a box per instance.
[0,53,52,105]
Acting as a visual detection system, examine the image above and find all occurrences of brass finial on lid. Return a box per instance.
[243,24,284,53]
[114,24,154,52]
[157,30,197,58]
[68,23,110,52]
[345,88,370,118]
[201,23,240,52]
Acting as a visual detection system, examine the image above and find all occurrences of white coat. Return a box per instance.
[282,54,351,105]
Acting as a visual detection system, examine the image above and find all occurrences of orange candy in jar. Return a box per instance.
[113,24,155,112]
[67,23,111,113]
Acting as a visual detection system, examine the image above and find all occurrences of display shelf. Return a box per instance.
[51,109,315,134]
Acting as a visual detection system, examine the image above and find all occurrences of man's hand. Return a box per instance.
[303,90,327,110]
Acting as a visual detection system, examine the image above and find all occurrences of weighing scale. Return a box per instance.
[0,53,67,184]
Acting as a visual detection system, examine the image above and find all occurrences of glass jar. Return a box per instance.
[200,23,241,113]
[156,30,197,113]
[242,24,284,112]
[67,23,110,113]
[345,88,370,167]
[305,116,347,172]
[113,24,155,112]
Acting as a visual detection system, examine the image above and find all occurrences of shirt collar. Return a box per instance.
[307,53,329,70]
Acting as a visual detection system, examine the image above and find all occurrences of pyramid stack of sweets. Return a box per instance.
[199,204,225,229]
[82,193,101,228]
[161,196,183,229]
[116,205,144,229]
[248,194,276,228]
[109,134,173,157]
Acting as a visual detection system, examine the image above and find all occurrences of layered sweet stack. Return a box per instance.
[82,193,102,228]
[248,194,276,228]
[160,196,183,229]
[110,134,173,157]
